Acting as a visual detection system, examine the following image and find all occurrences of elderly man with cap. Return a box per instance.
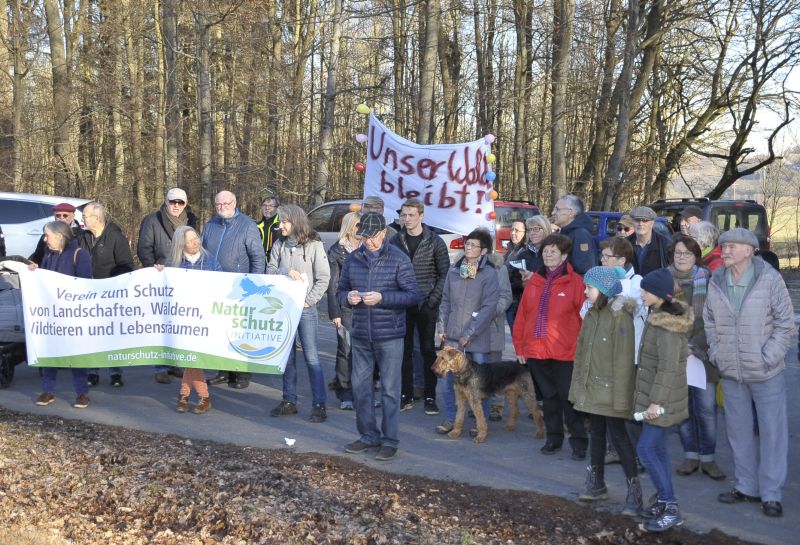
[626,206,672,276]
[337,211,420,462]
[704,228,794,518]
[551,194,596,274]
[29,203,83,264]
[137,187,197,384]
[615,214,635,239]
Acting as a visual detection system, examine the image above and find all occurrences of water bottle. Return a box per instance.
[633,407,665,421]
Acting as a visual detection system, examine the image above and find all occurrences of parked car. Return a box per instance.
[585,211,672,248]
[0,192,90,258]
[648,198,770,251]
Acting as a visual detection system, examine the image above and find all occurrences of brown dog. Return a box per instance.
[432,346,545,443]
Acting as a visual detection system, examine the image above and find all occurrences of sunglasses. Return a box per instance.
[169,199,186,205]
[616,225,632,231]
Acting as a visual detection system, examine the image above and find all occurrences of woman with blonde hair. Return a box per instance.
[516,215,553,284]
[326,211,361,409]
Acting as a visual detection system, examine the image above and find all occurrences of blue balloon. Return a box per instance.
[485,171,497,182]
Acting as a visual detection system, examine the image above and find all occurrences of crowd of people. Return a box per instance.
[13,189,796,532]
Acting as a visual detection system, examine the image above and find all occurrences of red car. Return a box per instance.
[446,200,541,256]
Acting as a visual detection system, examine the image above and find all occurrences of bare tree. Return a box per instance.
[550,0,574,203]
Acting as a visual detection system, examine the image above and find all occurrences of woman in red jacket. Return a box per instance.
[513,234,587,458]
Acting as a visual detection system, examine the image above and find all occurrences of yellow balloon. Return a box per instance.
[356,103,370,114]
[486,153,497,164]
[489,190,499,200]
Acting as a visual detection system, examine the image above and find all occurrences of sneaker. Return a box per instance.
[309,404,327,423]
[762,501,783,517]
[36,392,55,406]
[375,446,398,461]
[642,502,683,532]
[270,400,298,417]
[435,420,454,434]
[87,374,99,387]
[154,372,172,384]
[193,397,211,414]
[73,394,90,409]
[399,396,414,412]
[488,405,503,422]
[339,400,354,410]
[344,439,379,454]
[424,398,439,415]
[176,395,189,413]
[110,374,124,387]
[639,496,666,519]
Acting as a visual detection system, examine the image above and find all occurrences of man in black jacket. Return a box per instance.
[29,203,83,264]
[626,206,672,275]
[137,188,196,384]
[390,198,449,415]
[80,201,135,387]
[551,194,596,275]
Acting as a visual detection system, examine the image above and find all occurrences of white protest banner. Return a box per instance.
[20,267,306,374]
[363,112,494,235]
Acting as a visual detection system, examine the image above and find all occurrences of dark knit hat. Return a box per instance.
[584,266,624,297]
[52,202,76,213]
[641,268,674,302]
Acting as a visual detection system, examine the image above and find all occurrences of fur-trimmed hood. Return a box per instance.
[647,300,693,334]
[610,295,640,316]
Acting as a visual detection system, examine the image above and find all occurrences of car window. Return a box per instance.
[329,204,351,236]
[307,204,335,233]
[588,215,600,236]
[605,218,618,237]
[742,209,768,237]
[712,209,738,231]
[495,205,538,228]
[0,200,49,224]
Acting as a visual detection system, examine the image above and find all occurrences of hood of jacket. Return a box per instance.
[647,300,693,334]
[609,295,639,316]
[560,212,594,235]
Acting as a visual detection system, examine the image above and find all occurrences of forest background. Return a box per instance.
[1,0,799,264]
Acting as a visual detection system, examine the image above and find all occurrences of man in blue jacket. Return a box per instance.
[202,190,265,389]
[552,194,596,275]
[337,212,420,461]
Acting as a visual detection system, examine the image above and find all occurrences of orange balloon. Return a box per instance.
[489,190,498,200]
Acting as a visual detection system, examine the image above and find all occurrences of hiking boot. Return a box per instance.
[424,398,439,415]
[622,476,643,516]
[762,501,783,517]
[375,446,398,461]
[639,495,666,519]
[642,502,683,532]
[344,440,379,454]
[154,372,172,384]
[73,394,90,409]
[339,400,354,410]
[176,395,189,413]
[676,458,699,476]
[309,404,327,423]
[701,461,726,481]
[110,374,124,387]
[399,396,414,412]
[87,373,99,387]
[489,404,503,422]
[270,400,298,417]
[36,392,55,406]
[167,367,184,378]
[435,420,454,434]
[578,466,608,501]
[193,397,211,414]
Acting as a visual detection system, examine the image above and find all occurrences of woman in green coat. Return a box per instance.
[570,266,640,516]
[635,268,692,533]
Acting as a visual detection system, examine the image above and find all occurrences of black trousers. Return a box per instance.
[529,358,587,450]
[402,305,438,400]
[589,414,638,479]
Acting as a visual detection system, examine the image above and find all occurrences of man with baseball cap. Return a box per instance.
[679,205,703,236]
[704,228,794,518]
[626,206,671,276]
[29,203,83,264]
[137,187,197,384]
[337,211,420,462]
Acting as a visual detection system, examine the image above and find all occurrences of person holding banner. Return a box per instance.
[338,212,420,461]
[155,226,222,414]
[267,204,331,423]
[29,221,93,409]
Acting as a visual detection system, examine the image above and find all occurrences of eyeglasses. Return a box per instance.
[214,201,234,208]
[616,225,632,232]
[262,203,277,209]
[673,251,694,258]
[54,213,72,219]
[600,253,620,260]
[529,226,544,232]
[510,228,525,234]
[464,242,482,249]
[169,199,186,206]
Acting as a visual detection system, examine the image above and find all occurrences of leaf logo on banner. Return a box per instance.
[259,297,284,315]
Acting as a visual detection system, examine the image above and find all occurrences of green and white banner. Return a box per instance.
[19,267,306,374]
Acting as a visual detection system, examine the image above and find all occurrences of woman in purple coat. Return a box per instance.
[29,221,93,408]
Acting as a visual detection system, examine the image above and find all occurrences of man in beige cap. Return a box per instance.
[137,187,197,384]
[615,214,635,238]
[626,206,671,275]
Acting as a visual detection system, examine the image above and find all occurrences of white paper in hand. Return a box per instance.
[686,355,707,389]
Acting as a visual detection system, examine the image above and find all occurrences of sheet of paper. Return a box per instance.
[687,354,707,389]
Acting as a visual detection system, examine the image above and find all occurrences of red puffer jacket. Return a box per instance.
[512,262,585,362]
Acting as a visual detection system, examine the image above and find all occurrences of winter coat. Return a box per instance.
[559,213,597,275]
[30,222,83,265]
[701,245,724,272]
[627,231,672,276]
[704,257,795,383]
[634,301,692,427]
[326,241,352,321]
[201,211,265,274]
[507,244,544,303]
[570,296,637,419]
[336,240,420,341]
[136,206,198,267]
[40,239,92,279]
[488,253,513,354]
[257,214,282,257]
[267,236,330,307]
[671,264,718,383]
[438,255,500,354]
[79,222,134,279]
[512,262,584,362]
[389,224,450,308]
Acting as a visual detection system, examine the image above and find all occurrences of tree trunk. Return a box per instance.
[122,0,148,213]
[8,0,27,191]
[161,0,181,187]
[550,0,574,203]
[195,8,213,208]
[417,0,439,144]
[512,0,532,198]
[438,7,462,143]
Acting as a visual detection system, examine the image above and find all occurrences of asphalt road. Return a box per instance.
[2,284,799,545]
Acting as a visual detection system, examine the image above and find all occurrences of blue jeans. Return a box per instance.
[637,423,677,503]
[41,367,89,395]
[678,383,718,460]
[351,336,403,448]
[282,306,326,406]
[443,351,489,422]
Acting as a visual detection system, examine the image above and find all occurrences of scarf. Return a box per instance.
[533,261,566,339]
[184,252,201,264]
[459,260,478,279]
[669,264,708,334]
[160,203,188,237]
